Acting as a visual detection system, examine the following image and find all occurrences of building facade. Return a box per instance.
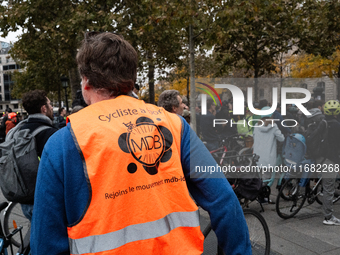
[0,41,21,115]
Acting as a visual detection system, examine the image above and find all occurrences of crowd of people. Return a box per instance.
[196,97,340,225]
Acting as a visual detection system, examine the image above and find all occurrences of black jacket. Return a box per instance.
[20,114,58,157]
[325,116,340,164]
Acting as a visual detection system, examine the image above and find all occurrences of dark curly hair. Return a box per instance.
[22,90,48,114]
[76,32,138,97]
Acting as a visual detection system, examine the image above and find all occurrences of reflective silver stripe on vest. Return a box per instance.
[69,210,200,254]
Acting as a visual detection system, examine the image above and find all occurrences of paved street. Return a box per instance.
[2,185,340,254]
[200,186,340,255]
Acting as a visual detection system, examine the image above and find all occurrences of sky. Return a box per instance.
[0,30,21,44]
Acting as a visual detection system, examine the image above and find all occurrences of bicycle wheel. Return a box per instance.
[276,178,306,219]
[3,202,31,248]
[243,208,270,255]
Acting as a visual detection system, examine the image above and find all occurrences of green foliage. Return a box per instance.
[212,0,303,76]
[297,0,340,57]
[207,0,304,100]
[0,0,119,100]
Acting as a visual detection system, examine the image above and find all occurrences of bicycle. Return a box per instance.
[202,153,271,254]
[2,202,31,248]
[0,201,24,255]
[276,176,340,219]
[202,203,270,255]
[210,134,253,172]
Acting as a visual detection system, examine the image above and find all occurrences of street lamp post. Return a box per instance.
[61,76,69,113]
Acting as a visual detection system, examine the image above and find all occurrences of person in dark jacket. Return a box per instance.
[19,90,58,221]
[320,100,340,225]
[0,108,12,142]
[304,100,325,129]
[58,107,67,128]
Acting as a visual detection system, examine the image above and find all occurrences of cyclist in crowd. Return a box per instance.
[5,112,18,134]
[157,89,188,116]
[215,100,237,138]
[58,107,67,128]
[236,105,254,137]
[304,100,325,129]
[253,106,284,202]
[200,98,220,151]
[31,32,251,254]
[259,99,291,135]
[19,90,58,221]
[0,108,12,142]
[320,100,340,225]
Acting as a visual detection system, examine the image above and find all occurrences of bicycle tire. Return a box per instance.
[243,208,270,255]
[3,202,31,248]
[276,178,306,219]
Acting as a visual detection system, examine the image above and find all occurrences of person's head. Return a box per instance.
[70,105,84,114]
[59,107,66,116]
[259,99,268,109]
[207,99,216,115]
[195,104,201,114]
[323,100,340,116]
[158,90,187,115]
[76,32,138,105]
[22,90,54,120]
[133,83,140,94]
[276,103,281,112]
[313,100,324,110]
[5,108,12,114]
[8,112,17,122]
[260,106,272,125]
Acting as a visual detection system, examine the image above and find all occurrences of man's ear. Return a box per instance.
[172,106,177,114]
[83,76,91,90]
[41,104,47,114]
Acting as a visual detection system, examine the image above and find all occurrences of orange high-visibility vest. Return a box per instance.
[67,96,204,255]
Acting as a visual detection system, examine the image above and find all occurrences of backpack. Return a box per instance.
[233,178,262,201]
[0,120,50,203]
[304,119,337,159]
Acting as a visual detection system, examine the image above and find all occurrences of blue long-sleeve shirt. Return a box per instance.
[31,118,251,255]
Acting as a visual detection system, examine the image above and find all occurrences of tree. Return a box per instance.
[0,0,122,103]
[119,0,217,105]
[288,50,340,80]
[296,0,340,99]
[210,0,304,101]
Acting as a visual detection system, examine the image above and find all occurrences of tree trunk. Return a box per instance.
[69,67,81,103]
[186,76,190,106]
[254,68,259,103]
[337,63,340,100]
[147,52,155,105]
[58,83,61,108]
[254,51,259,102]
[189,24,196,132]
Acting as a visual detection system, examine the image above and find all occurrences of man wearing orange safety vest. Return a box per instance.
[31,32,251,255]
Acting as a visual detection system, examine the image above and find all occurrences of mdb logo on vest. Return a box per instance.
[196,78,317,129]
[118,117,173,175]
